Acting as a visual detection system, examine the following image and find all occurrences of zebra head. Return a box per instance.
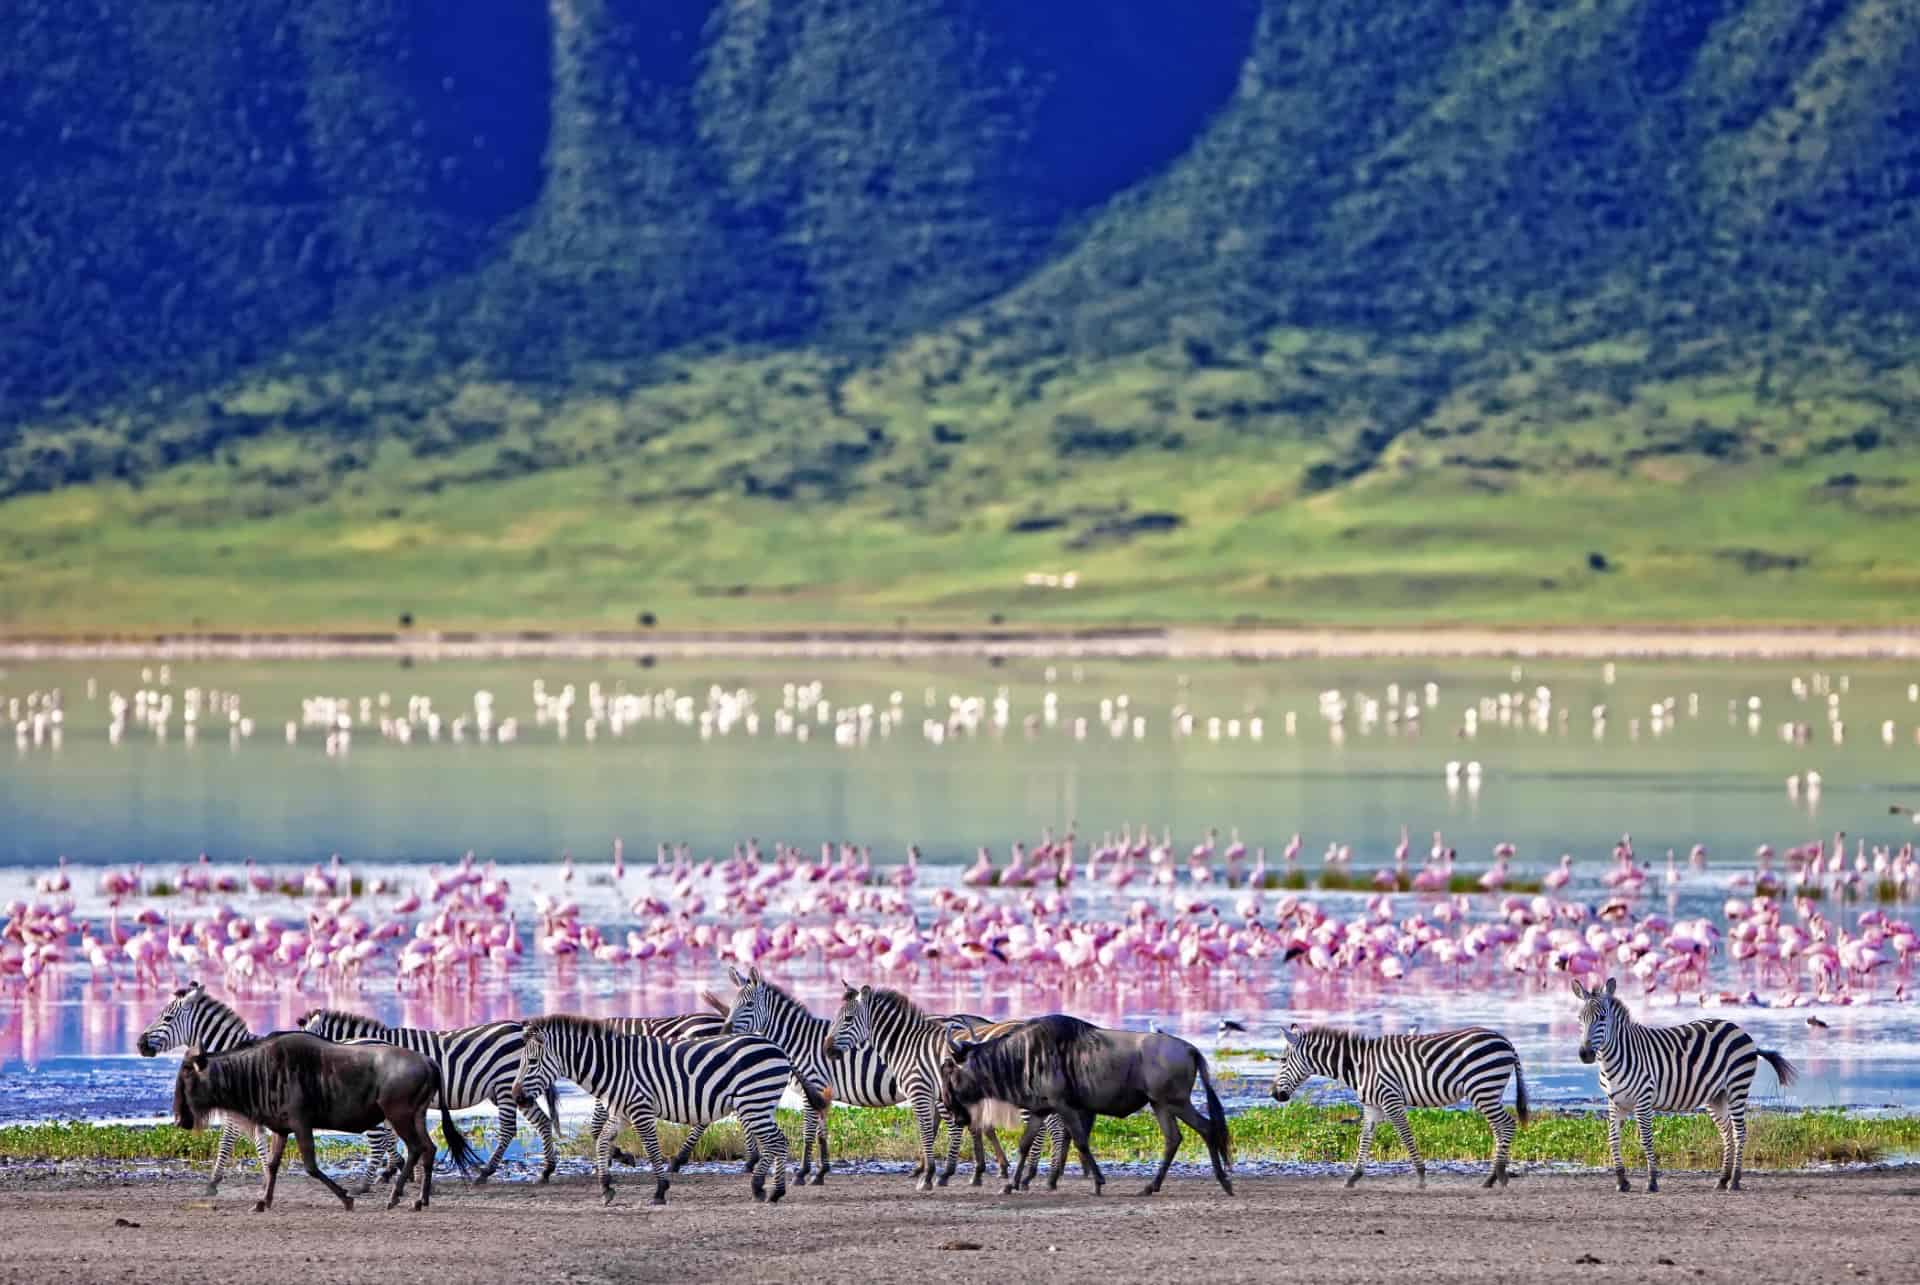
[137,980,210,1057]
[826,981,873,1057]
[1572,976,1621,1063]
[723,964,767,1038]
[1268,1023,1315,1103]
[511,1020,559,1111]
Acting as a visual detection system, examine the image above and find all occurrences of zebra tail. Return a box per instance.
[1759,1048,1800,1088]
[545,1080,561,1136]
[1194,1048,1234,1168]
[1512,1055,1530,1128]
[798,1074,834,1114]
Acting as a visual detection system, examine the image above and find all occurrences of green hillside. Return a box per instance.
[4,1,1919,632]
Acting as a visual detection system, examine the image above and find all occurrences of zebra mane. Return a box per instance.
[1289,1026,1368,1063]
[751,975,815,1021]
[865,987,931,1024]
[299,1007,387,1033]
[156,984,249,1036]
[524,1013,609,1041]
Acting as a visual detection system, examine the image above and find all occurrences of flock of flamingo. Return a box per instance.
[3,823,1916,1013]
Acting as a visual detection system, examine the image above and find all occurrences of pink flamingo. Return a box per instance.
[1543,854,1573,891]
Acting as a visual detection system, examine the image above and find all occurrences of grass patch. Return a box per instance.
[1267,869,1542,895]
[9,1109,1914,1172]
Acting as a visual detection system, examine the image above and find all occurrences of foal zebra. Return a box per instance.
[1573,976,1799,1192]
[136,981,382,1193]
[298,1009,560,1184]
[826,983,1066,1192]
[511,1014,821,1205]
[1269,1024,1528,1189]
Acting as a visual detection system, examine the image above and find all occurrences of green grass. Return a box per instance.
[8,1108,1915,1171]
[2,321,1918,636]
[1268,869,1544,895]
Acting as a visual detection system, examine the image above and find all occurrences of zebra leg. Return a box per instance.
[1479,1096,1517,1189]
[206,1121,241,1195]
[295,1126,355,1211]
[1346,1107,1381,1188]
[909,1089,940,1192]
[1142,1103,1181,1196]
[1387,1105,1424,1188]
[748,1110,789,1204]
[374,1124,405,1183]
[255,1131,287,1213]
[631,1111,670,1207]
[593,1100,638,1168]
[812,1103,831,1185]
[937,1101,967,1187]
[1606,1103,1630,1192]
[473,1093,518,1182]
[521,1096,559,1185]
[1729,1106,1749,1191]
[1706,1100,1735,1190]
[667,1122,709,1171]
[796,1104,819,1184]
[349,1127,386,1194]
[1634,1103,1658,1193]
[1047,1113,1069,1190]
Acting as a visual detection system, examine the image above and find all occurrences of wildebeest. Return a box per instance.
[172,1031,476,1212]
[938,1013,1235,1197]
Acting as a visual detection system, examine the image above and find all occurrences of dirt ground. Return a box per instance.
[0,1166,1913,1284]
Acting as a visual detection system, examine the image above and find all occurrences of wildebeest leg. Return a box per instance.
[1169,1097,1234,1195]
[1058,1107,1104,1195]
[1003,1115,1042,1195]
[255,1131,287,1213]
[387,1107,432,1211]
[1142,1103,1182,1195]
[296,1126,355,1210]
[971,1123,1000,1187]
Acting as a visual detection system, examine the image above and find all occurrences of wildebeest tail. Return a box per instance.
[1759,1048,1800,1088]
[1512,1053,1530,1128]
[1194,1048,1234,1168]
[799,1073,833,1113]
[431,1066,478,1175]
[701,988,731,1016]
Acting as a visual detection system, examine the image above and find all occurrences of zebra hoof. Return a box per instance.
[1483,1174,1498,1189]
[1646,1179,1659,1193]
[1343,1175,1361,1189]
[609,1148,638,1168]
[603,1188,618,1207]
[1729,1178,1742,1192]
[340,1196,354,1212]
[808,1172,826,1187]
[768,1184,786,1205]
[969,1173,984,1188]
[916,1177,934,1194]
[999,1183,1016,1196]
[412,1198,428,1212]
[252,1200,268,1213]
[1137,1183,1159,1197]
[538,1169,554,1186]
[471,1169,493,1186]
[206,1183,222,1197]
[935,1173,951,1188]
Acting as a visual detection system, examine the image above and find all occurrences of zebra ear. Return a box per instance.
[748,964,762,984]
[729,964,746,987]
[858,984,873,1000]
[842,978,857,997]
[1603,976,1617,997]
[1288,1022,1302,1036]
[1570,979,1587,1000]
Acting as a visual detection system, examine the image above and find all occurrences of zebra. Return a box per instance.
[298,1008,561,1184]
[826,982,1067,1192]
[1268,1023,1528,1189]
[1572,976,1799,1192]
[510,1013,822,1205]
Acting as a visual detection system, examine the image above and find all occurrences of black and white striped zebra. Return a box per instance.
[825,983,1066,1192]
[298,1008,561,1184]
[1268,1023,1529,1189]
[136,981,294,1193]
[1572,976,1798,1192]
[510,1014,821,1205]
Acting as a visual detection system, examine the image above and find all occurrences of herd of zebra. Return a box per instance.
[137,970,1800,1207]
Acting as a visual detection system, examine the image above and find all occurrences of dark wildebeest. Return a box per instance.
[938,1013,1235,1197]
[172,1031,477,1212]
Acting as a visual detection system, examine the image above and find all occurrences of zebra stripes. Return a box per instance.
[826,983,1065,1192]
[1269,1024,1528,1189]
[297,1009,560,1184]
[511,1014,818,1205]
[137,981,282,1193]
[595,1009,730,1169]
[1572,977,1798,1191]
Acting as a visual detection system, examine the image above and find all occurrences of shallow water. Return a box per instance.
[3,656,1918,1123]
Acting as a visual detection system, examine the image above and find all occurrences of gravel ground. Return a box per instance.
[0,1166,1913,1284]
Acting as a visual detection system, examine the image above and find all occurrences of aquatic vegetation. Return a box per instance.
[5,1109,1913,1172]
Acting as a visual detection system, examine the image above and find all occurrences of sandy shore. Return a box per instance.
[2,625,1917,662]
[0,1167,1911,1284]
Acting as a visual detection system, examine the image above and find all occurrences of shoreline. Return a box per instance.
[3,624,1919,663]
